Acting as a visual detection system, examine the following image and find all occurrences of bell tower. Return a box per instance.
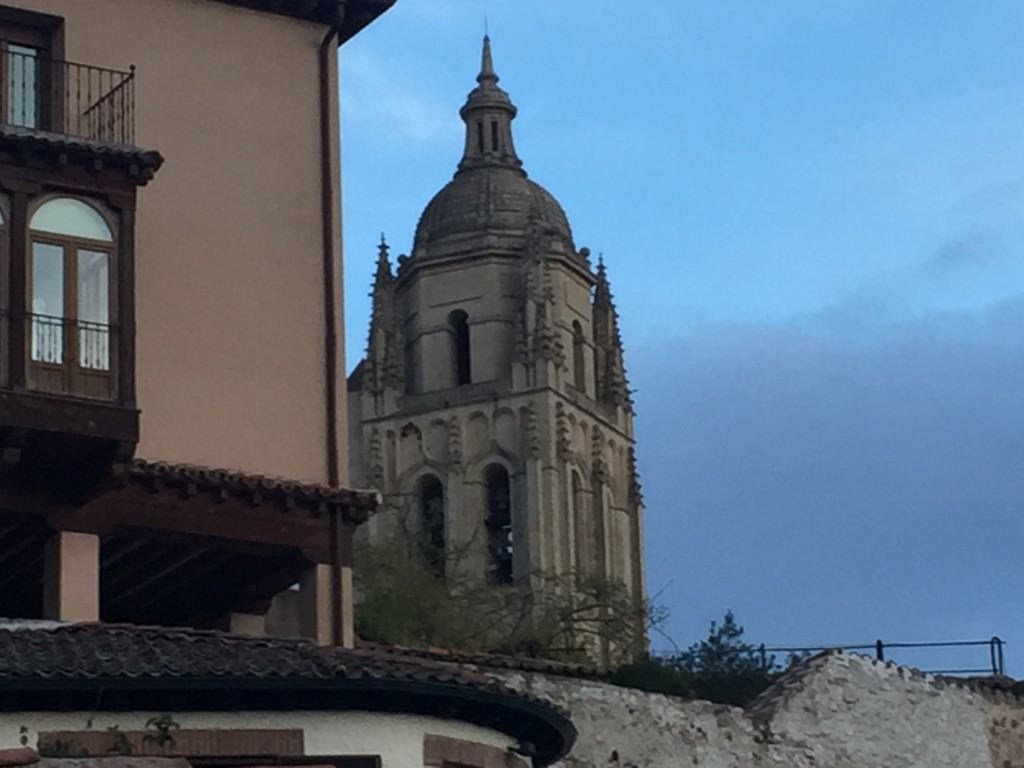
[348,37,644,651]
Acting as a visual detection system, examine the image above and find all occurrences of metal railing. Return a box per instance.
[30,313,111,371]
[2,45,135,144]
[654,636,1007,677]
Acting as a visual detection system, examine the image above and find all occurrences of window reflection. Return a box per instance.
[7,44,40,129]
[78,250,109,370]
[31,241,64,364]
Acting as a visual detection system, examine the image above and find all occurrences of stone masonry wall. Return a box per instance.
[486,651,1024,768]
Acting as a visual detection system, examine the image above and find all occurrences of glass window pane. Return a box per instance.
[31,198,113,242]
[78,250,109,370]
[7,44,39,129]
[31,241,64,364]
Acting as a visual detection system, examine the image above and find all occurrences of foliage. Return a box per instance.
[609,655,693,697]
[144,714,180,749]
[37,739,80,758]
[612,611,781,707]
[106,726,133,756]
[353,523,659,666]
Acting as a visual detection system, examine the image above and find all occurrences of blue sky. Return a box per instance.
[339,1,1024,675]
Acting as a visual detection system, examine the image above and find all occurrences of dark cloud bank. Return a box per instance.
[634,296,1024,674]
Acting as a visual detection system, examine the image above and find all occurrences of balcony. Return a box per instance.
[1,45,135,145]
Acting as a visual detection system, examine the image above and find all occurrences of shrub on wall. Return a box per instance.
[611,611,780,707]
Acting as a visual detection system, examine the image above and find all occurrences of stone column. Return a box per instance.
[298,563,333,646]
[298,524,356,648]
[43,530,99,622]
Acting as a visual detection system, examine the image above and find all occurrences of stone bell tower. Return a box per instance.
[348,37,644,632]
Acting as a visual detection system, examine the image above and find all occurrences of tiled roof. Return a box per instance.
[123,460,379,521]
[0,126,162,181]
[356,640,606,679]
[0,624,575,764]
[0,623,574,763]
[0,624,332,681]
[0,624,504,688]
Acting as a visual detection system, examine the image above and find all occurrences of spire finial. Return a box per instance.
[479,34,496,84]
[457,33,522,175]
[373,234,393,284]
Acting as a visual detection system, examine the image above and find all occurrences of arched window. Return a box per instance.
[484,464,513,584]
[572,471,589,574]
[28,197,116,399]
[419,475,445,578]
[572,320,586,394]
[449,309,471,386]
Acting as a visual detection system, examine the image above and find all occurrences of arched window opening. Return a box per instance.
[476,121,484,155]
[572,471,589,574]
[28,196,116,400]
[449,309,471,386]
[484,464,513,584]
[572,320,586,394]
[490,120,499,153]
[419,475,445,578]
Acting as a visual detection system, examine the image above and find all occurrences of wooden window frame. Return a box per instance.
[27,230,117,399]
[0,5,64,132]
[19,194,121,403]
[424,735,527,768]
[193,757,379,768]
[0,194,8,388]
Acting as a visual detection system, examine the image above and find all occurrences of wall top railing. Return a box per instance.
[653,636,1007,677]
[1,45,135,146]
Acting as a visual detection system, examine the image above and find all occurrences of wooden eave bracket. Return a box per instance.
[0,135,164,187]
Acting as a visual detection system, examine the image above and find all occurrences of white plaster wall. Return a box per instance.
[0,711,512,768]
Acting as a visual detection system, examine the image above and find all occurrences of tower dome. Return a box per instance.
[410,37,576,262]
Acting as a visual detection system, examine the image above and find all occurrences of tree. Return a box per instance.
[670,610,776,705]
[353,523,660,667]
[611,611,779,706]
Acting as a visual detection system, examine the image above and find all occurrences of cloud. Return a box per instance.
[341,49,461,147]
[633,295,1024,672]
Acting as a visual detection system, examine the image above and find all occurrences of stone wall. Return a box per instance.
[486,650,1024,768]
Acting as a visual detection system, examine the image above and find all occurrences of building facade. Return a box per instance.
[348,38,645,650]
[0,0,397,642]
[0,4,579,766]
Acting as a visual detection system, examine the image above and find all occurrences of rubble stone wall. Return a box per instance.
[487,651,1024,768]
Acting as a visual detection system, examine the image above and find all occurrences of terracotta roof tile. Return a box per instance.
[123,460,379,520]
[354,640,605,679]
[0,624,575,766]
[0,624,332,680]
[0,126,162,178]
[0,624,541,692]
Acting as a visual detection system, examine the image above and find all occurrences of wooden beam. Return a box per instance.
[98,536,150,570]
[105,547,209,609]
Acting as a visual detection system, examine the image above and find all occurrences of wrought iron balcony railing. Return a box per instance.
[2,45,135,145]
